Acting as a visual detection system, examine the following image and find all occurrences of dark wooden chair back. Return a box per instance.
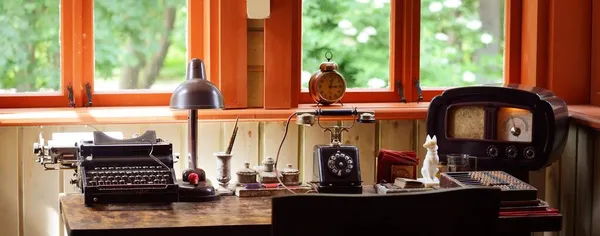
[271,187,501,236]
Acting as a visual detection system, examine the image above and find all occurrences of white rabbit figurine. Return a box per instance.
[420,135,440,183]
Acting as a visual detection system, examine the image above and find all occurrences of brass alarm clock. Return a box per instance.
[308,52,347,105]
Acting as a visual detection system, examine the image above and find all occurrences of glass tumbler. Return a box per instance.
[447,154,477,172]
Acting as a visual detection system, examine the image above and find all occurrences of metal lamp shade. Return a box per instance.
[170,58,224,110]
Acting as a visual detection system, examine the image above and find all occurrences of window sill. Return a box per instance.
[567,105,600,130]
[0,102,430,126]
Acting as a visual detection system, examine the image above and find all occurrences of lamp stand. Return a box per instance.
[177,109,219,202]
[189,109,198,170]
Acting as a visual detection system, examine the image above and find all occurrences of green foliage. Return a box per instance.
[94,0,186,89]
[0,0,186,92]
[302,0,505,88]
[1,0,505,92]
[302,0,390,89]
[0,0,60,92]
[420,0,505,87]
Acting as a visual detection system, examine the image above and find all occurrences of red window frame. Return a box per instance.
[263,0,523,109]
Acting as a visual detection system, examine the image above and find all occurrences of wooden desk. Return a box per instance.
[60,192,562,236]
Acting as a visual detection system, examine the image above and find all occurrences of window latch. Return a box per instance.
[414,78,423,103]
[396,81,407,103]
[85,82,93,107]
[67,84,75,108]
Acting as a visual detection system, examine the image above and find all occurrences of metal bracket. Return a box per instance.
[85,82,93,107]
[414,79,423,103]
[396,81,407,103]
[67,84,75,107]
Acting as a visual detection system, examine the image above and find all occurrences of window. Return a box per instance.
[301,0,391,89]
[269,0,519,107]
[0,0,73,108]
[420,0,505,88]
[93,0,187,92]
[0,0,61,94]
[0,0,207,108]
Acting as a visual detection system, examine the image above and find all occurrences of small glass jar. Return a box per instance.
[281,164,300,186]
[236,162,258,185]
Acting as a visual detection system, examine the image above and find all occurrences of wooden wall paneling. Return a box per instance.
[529,169,546,201]
[575,126,593,236]
[22,126,62,236]
[247,19,264,31]
[248,31,264,67]
[593,131,600,236]
[263,0,301,109]
[544,160,561,236]
[261,122,299,172]
[592,0,600,106]
[196,122,224,183]
[342,121,377,185]
[222,122,259,183]
[415,120,428,175]
[379,120,414,151]
[247,71,264,108]
[0,127,21,236]
[219,0,248,108]
[559,124,577,236]
[300,121,336,183]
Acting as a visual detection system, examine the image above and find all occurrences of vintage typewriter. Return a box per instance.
[34,130,179,206]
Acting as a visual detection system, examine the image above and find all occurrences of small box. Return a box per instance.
[391,164,417,180]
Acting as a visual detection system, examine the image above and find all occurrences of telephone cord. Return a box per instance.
[274,113,297,194]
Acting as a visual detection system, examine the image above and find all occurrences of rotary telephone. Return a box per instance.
[299,108,375,194]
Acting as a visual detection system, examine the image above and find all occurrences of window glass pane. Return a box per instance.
[94,0,187,91]
[301,0,391,89]
[420,0,505,88]
[0,0,60,93]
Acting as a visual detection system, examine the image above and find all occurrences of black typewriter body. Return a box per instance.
[78,141,179,206]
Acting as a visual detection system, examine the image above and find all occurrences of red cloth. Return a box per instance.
[376,149,418,183]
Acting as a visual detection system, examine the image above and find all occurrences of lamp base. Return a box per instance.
[178,179,220,202]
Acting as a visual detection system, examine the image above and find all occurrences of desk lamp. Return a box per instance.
[170,58,224,201]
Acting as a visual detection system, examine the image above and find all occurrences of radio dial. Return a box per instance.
[486,145,499,158]
[524,147,535,159]
[506,146,517,159]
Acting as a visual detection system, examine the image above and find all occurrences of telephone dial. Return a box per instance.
[297,108,375,194]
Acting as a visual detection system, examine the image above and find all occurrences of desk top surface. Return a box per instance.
[60,190,561,234]
[61,193,273,231]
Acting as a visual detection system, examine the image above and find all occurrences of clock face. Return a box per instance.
[316,72,346,102]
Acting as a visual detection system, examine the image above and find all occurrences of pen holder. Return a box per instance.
[214,152,233,193]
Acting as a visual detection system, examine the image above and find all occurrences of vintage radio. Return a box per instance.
[427,84,569,180]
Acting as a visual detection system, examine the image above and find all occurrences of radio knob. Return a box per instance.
[524,147,535,159]
[486,145,499,158]
[506,146,518,159]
